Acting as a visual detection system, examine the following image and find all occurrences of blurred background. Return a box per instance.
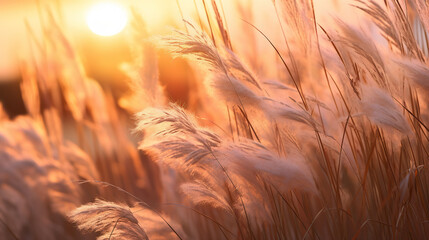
[0,0,353,117]
[0,0,185,116]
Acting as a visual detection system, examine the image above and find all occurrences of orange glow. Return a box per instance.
[1,1,429,239]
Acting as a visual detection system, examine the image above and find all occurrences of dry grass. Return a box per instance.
[1,0,429,239]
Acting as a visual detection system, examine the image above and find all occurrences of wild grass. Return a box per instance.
[1,0,429,239]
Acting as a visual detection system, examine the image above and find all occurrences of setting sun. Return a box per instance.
[86,2,127,36]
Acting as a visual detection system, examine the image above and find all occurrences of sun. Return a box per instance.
[86,2,128,37]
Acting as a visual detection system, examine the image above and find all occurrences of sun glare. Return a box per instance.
[86,2,128,37]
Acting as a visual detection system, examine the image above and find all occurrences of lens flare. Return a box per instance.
[86,2,127,37]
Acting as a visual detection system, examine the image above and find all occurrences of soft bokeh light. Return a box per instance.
[86,2,128,36]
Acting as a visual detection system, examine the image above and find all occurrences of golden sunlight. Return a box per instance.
[86,2,127,36]
[2,1,429,239]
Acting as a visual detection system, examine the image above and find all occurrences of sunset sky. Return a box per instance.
[0,0,359,81]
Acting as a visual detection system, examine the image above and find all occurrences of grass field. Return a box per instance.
[1,0,429,239]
